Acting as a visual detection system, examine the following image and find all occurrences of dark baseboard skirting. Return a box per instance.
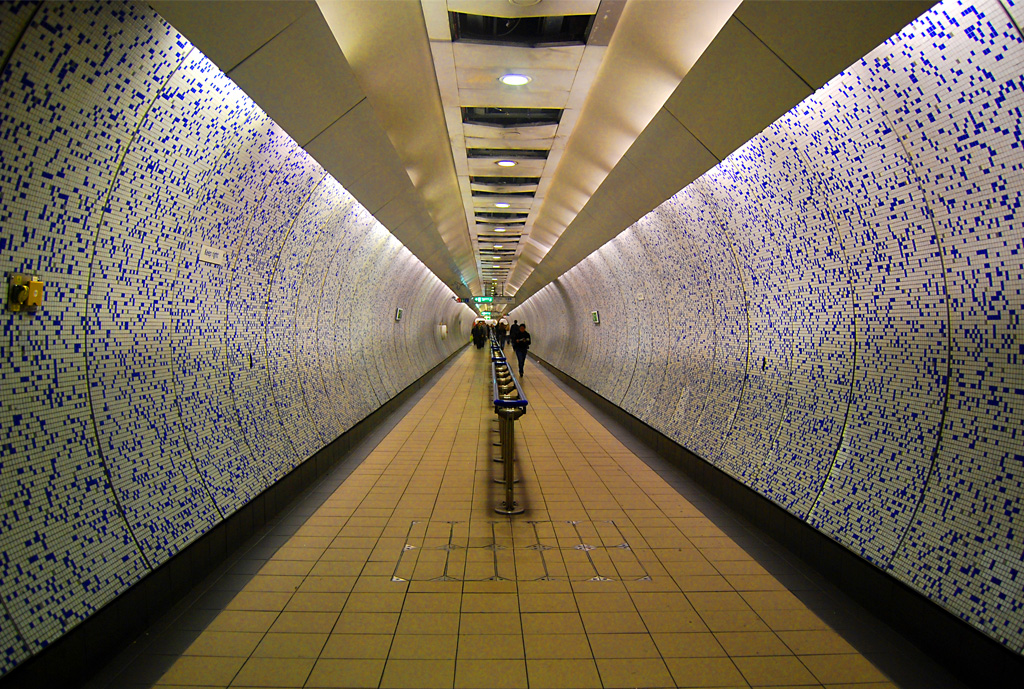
[1,344,468,689]
[534,354,1024,689]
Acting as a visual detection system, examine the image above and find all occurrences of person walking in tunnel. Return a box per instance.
[496,318,508,349]
[511,321,531,378]
[472,320,486,349]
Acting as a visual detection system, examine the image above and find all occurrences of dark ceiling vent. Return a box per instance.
[467,148,549,159]
[462,107,561,127]
[470,176,541,186]
[475,211,529,220]
[450,12,595,47]
[478,234,519,242]
[471,189,536,198]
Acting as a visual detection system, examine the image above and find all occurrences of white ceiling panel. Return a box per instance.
[458,88,571,109]
[457,67,577,92]
[452,43,586,71]
[467,158,547,176]
[149,0,315,72]
[446,0,600,19]
[463,123,560,140]
[465,137,555,150]
[225,8,366,147]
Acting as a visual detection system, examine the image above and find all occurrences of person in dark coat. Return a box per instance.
[511,321,531,378]
[472,321,486,349]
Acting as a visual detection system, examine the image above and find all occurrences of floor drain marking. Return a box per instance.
[393,520,650,582]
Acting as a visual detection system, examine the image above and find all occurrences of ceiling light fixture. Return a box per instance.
[496,160,517,167]
[494,202,510,208]
[494,245,503,248]
[494,227,507,232]
[499,73,531,86]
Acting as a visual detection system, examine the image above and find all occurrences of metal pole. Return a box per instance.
[495,408,524,515]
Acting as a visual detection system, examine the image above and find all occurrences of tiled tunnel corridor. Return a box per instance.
[85,348,965,689]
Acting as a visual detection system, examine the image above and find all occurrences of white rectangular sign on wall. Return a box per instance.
[198,245,227,266]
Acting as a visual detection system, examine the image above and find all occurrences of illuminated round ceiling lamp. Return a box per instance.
[496,160,517,167]
[494,202,510,208]
[498,73,531,86]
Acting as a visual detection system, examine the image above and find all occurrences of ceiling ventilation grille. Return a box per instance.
[449,12,596,48]
[462,107,562,127]
[467,148,550,159]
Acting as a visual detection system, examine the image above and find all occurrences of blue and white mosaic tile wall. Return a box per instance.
[516,0,1024,653]
[0,1,473,675]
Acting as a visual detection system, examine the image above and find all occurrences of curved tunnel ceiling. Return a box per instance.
[148,0,935,312]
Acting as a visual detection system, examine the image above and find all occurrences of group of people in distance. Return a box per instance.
[476,318,531,378]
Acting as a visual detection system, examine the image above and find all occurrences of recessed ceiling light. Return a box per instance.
[494,227,506,232]
[493,245,503,248]
[496,160,516,167]
[494,202,510,208]
[499,73,531,86]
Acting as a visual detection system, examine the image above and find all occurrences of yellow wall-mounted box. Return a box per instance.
[7,273,44,312]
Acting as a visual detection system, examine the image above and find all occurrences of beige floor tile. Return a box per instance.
[388,634,457,659]
[183,631,263,657]
[454,659,527,689]
[333,611,400,634]
[699,609,770,633]
[344,592,406,613]
[733,655,819,686]
[651,632,727,658]
[576,591,637,613]
[460,611,521,635]
[580,611,646,633]
[241,575,304,593]
[778,630,858,656]
[309,560,364,577]
[587,632,660,658]
[395,612,459,635]
[305,658,385,688]
[251,632,327,659]
[629,591,693,611]
[298,576,356,593]
[640,610,710,634]
[284,592,348,612]
[715,631,792,657]
[758,609,830,632]
[380,658,455,689]
[517,592,577,613]
[526,658,601,689]
[800,654,890,684]
[206,610,279,633]
[595,657,674,688]
[229,657,314,687]
[268,611,338,634]
[673,574,736,591]
[258,561,314,577]
[155,656,246,686]
[457,634,524,659]
[688,591,752,611]
[460,593,519,613]
[741,590,806,611]
[523,633,592,658]
[664,656,747,687]
[724,574,788,591]
[402,593,462,613]
[320,633,392,658]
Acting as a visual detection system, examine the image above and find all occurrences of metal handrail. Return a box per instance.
[491,338,528,410]
[489,334,528,515]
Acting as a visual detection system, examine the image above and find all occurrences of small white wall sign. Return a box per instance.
[198,245,227,266]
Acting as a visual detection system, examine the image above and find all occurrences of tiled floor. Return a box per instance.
[87,347,966,689]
